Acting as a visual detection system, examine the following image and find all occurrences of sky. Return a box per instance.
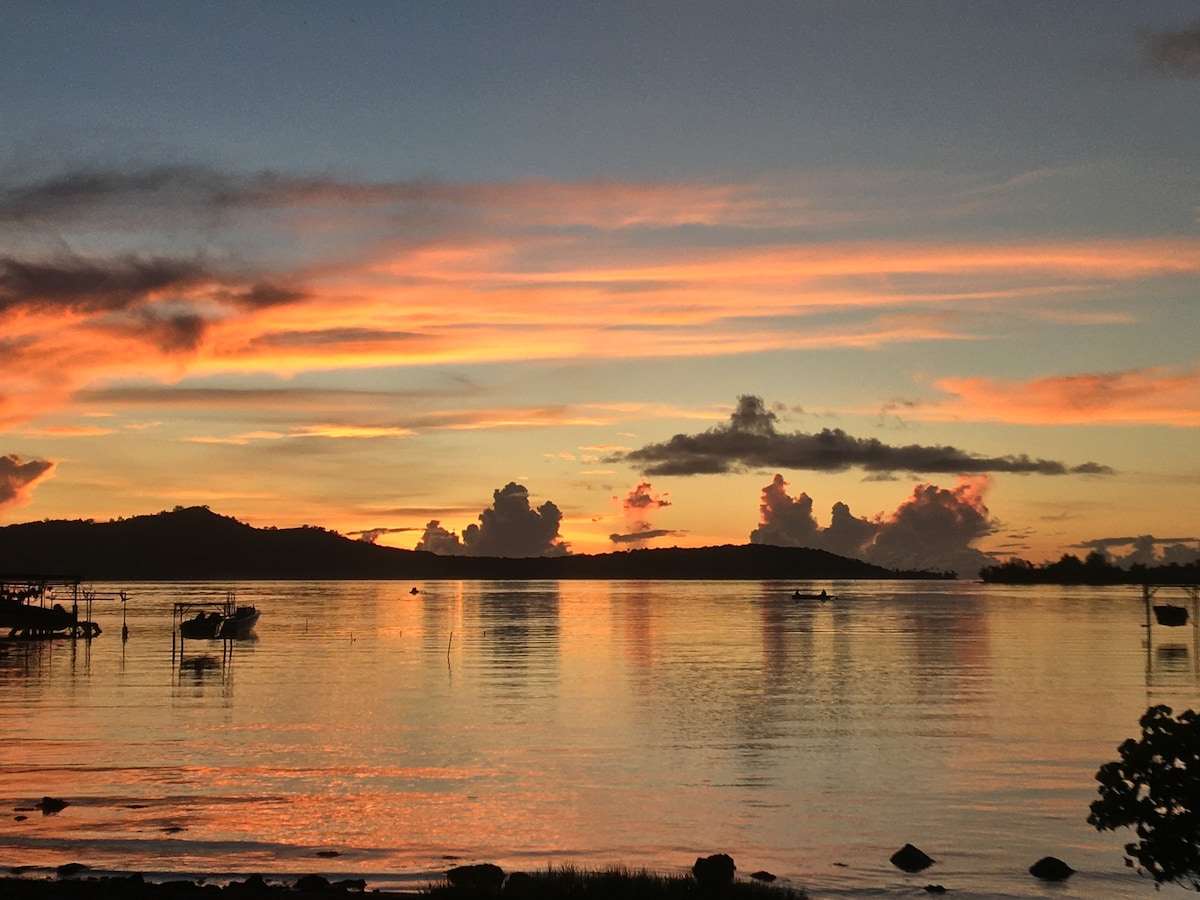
[1,2,1198,576]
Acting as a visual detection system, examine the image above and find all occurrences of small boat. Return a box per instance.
[793,589,833,602]
[1,579,104,639]
[1154,604,1189,627]
[179,603,260,640]
[219,605,260,639]
[179,610,224,639]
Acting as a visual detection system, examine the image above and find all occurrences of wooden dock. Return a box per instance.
[0,576,125,640]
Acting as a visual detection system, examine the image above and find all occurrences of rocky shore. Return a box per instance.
[0,858,808,900]
[0,873,376,900]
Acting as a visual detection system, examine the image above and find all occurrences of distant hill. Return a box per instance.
[0,506,948,582]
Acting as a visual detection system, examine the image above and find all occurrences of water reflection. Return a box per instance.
[474,581,560,702]
[2,579,1197,899]
[1155,644,1191,672]
[0,636,92,682]
[477,582,560,660]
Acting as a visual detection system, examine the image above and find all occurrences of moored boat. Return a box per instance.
[0,578,106,639]
[218,605,260,638]
[176,595,261,640]
[179,610,225,639]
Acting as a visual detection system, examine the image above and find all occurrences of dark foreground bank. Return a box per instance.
[0,863,809,900]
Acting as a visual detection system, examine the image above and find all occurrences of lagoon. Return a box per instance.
[1,580,1198,899]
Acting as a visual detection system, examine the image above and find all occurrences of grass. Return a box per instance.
[425,865,808,900]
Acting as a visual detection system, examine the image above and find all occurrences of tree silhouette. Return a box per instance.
[1088,705,1200,890]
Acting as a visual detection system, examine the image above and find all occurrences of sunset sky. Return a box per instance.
[2,3,1198,575]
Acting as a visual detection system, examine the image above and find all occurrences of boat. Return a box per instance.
[793,589,833,602]
[1153,604,1189,627]
[219,605,260,638]
[179,610,225,639]
[177,597,260,640]
[0,578,105,639]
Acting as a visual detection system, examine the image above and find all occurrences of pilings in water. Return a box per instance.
[0,576,124,641]
[1142,582,1200,683]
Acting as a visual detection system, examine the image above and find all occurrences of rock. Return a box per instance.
[332,878,367,892]
[890,844,935,873]
[748,870,776,883]
[503,871,536,897]
[446,863,506,891]
[1029,856,1074,881]
[37,797,69,814]
[56,863,90,878]
[227,873,273,895]
[692,854,736,888]
[295,874,331,892]
[923,887,946,894]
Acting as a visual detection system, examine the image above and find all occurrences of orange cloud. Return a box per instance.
[929,367,1200,427]
[5,168,1200,431]
[0,454,55,511]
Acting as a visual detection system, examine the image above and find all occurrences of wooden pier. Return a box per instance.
[0,576,125,640]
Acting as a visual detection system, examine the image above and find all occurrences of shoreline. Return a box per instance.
[0,861,808,900]
[0,873,400,898]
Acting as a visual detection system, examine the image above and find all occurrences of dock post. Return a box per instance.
[1144,582,1153,676]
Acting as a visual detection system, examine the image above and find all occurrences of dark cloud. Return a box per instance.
[0,166,232,222]
[228,283,310,309]
[610,528,680,544]
[104,309,209,353]
[1139,20,1200,78]
[0,254,305,317]
[0,453,55,508]
[415,483,570,557]
[0,165,446,224]
[254,328,424,349]
[0,254,209,314]
[615,394,1112,477]
[749,473,998,577]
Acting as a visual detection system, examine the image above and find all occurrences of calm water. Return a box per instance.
[2,579,1199,899]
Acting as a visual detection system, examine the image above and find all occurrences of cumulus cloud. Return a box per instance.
[623,480,672,512]
[616,395,1112,476]
[609,480,678,547]
[415,483,570,557]
[1078,534,1200,567]
[0,453,55,510]
[749,473,998,577]
[1139,20,1200,78]
[415,520,466,555]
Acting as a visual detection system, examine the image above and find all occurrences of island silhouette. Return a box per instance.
[0,505,950,582]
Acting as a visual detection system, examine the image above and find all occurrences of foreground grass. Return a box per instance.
[426,865,808,900]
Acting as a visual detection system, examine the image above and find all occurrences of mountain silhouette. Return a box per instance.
[0,506,947,581]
